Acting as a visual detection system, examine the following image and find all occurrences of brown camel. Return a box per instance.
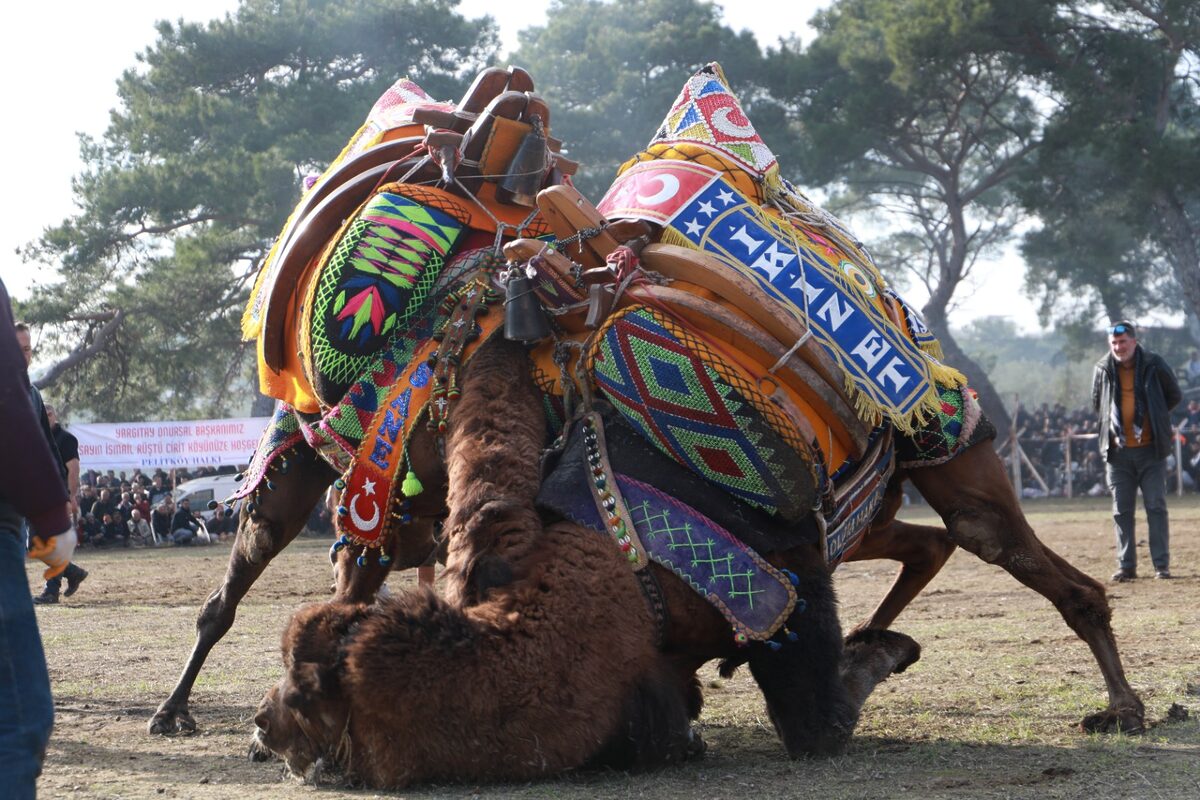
[150,61,1143,746]
[154,333,919,763]
[249,336,917,785]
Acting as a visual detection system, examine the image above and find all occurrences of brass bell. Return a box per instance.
[496,115,548,207]
[504,274,551,343]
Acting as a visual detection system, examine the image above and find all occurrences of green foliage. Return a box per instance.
[760,0,1047,437]
[21,0,496,421]
[955,316,1096,408]
[511,0,765,198]
[1015,1,1200,329]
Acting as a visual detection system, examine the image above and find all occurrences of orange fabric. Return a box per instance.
[1118,361,1151,447]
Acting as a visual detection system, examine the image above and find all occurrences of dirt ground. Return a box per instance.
[27,495,1200,799]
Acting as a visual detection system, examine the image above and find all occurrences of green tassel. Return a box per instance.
[401,470,424,497]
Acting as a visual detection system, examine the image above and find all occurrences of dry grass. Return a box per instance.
[29,495,1200,799]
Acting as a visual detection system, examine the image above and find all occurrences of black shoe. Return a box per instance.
[1111,568,1137,582]
[64,568,89,597]
[32,592,59,605]
[1154,569,1171,580]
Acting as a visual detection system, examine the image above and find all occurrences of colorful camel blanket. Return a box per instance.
[598,63,965,435]
[537,412,798,644]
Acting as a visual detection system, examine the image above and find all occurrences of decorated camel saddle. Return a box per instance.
[235,63,991,646]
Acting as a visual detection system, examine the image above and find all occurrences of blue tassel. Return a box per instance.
[767,640,782,651]
[781,569,800,586]
[266,480,276,491]
[245,501,256,514]
[337,505,348,517]
[786,629,799,642]
[356,555,367,567]
[234,472,244,482]
[795,598,807,614]
[334,478,346,490]
[331,540,346,552]
[279,460,290,474]
[207,500,218,510]
[379,553,391,566]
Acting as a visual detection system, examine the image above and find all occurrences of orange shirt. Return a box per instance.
[1118,361,1152,448]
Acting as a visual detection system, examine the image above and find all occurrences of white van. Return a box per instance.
[172,474,242,522]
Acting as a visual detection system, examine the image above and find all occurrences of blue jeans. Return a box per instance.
[1105,446,1170,572]
[0,531,54,799]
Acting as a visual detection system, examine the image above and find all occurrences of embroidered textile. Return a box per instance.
[823,428,893,565]
[536,419,797,641]
[589,305,818,520]
[599,63,966,435]
[895,385,993,469]
[230,402,304,500]
[648,63,777,177]
[308,191,465,399]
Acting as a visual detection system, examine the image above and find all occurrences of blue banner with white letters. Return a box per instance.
[664,174,946,426]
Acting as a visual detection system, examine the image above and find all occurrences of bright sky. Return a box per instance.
[0,0,1072,332]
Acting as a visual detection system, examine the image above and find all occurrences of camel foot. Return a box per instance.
[248,731,276,762]
[685,725,707,761]
[1080,706,1145,735]
[148,703,197,735]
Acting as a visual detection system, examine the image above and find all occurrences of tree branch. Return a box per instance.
[34,310,125,390]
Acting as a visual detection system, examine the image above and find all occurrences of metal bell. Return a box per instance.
[504,275,551,343]
[496,115,548,207]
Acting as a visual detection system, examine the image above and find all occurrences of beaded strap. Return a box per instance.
[580,412,647,569]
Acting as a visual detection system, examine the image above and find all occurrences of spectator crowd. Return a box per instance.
[71,466,241,548]
[1008,397,1200,498]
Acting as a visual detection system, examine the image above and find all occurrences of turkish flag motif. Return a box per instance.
[598,160,719,224]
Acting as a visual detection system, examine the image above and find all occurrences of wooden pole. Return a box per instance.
[1063,431,1073,499]
[1176,428,1184,497]
[1010,395,1022,493]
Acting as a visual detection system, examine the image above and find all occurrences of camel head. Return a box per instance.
[254,601,367,782]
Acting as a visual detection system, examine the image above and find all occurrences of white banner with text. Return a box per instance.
[69,417,270,470]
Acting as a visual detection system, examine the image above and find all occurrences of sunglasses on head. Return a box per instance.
[1109,324,1132,335]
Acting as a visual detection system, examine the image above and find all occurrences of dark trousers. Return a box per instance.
[1105,445,1170,572]
[43,562,86,597]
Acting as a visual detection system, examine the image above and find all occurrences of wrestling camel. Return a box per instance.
[249,330,921,786]
[150,62,1143,747]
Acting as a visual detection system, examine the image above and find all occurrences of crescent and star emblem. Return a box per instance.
[634,174,680,206]
[711,106,756,138]
[348,477,380,531]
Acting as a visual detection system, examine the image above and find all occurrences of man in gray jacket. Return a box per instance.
[1091,321,1183,581]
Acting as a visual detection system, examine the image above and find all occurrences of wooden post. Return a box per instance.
[1063,431,1073,499]
[1009,395,1022,493]
[1176,428,1184,497]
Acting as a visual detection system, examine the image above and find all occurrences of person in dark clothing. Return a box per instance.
[89,488,115,524]
[33,406,88,603]
[102,512,129,547]
[170,498,203,545]
[2,282,71,798]
[1091,321,1183,581]
[150,499,174,546]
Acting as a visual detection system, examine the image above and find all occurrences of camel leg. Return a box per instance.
[747,543,859,757]
[440,336,546,603]
[148,447,335,734]
[845,517,957,633]
[908,442,1145,734]
[331,517,438,603]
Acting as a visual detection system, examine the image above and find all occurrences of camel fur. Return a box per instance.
[254,520,697,788]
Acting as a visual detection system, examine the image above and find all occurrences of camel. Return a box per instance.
[150,62,1144,748]
[248,332,920,787]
